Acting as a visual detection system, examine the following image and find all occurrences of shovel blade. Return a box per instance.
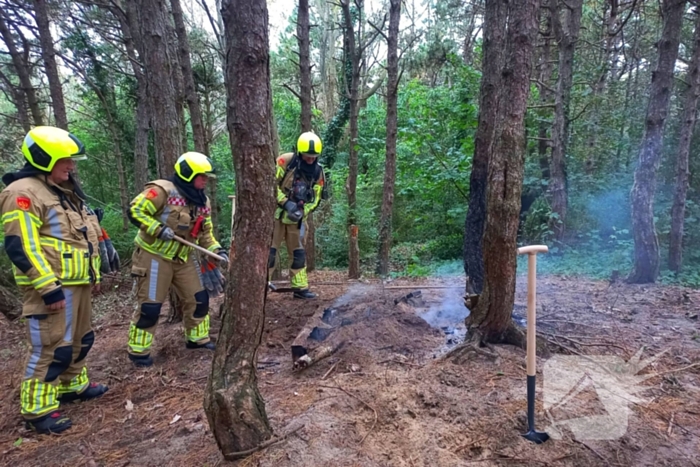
[522,430,549,444]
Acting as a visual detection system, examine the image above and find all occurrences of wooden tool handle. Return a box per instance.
[516,244,548,377]
[172,235,225,262]
[517,245,549,255]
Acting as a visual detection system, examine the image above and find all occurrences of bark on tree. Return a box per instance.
[0,285,21,321]
[119,0,151,195]
[537,10,552,181]
[669,10,700,273]
[171,0,207,153]
[377,0,401,276]
[32,0,67,129]
[0,69,30,131]
[0,6,43,126]
[466,0,539,345]
[628,0,686,283]
[341,0,363,280]
[317,0,337,120]
[297,0,313,132]
[463,0,508,295]
[134,0,182,178]
[549,0,582,241]
[204,0,274,457]
[296,0,317,271]
[166,15,187,153]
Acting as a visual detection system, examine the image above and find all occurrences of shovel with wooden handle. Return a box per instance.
[517,244,550,444]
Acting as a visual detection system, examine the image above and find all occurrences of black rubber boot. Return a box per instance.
[128,353,154,367]
[186,340,215,350]
[293,289,317,299]
[58,383,109,404]
[25,411,72,434]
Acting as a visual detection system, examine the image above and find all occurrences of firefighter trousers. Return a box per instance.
[21,285,95,419]
[268,218,308,289]
[127,248,210,356]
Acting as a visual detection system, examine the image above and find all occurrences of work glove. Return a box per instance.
[199,256,225,297]
[98,240,111,274]
[104,238,120,272]
[158,226,175,240]
[216,250,230,269]
[283,200,303,223]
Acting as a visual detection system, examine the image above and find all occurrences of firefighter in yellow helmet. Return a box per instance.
[125,152,227,367]
[269,132,327,299]
[0,126,108,434]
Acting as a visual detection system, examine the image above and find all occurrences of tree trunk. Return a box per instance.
[628,0,686,284]
[135,0,182,178]
[32,0,67,129]
[317,0,337,120]
[205,0,274,457]
[377,0,401,276]
[171,0,207,153]
[341,0,362,280]
[297,0,313,132]
[0,70,31,132]
[0,6,43,126]
[549,0,583,241]
[463,0,508,295]
[0,285,21,321]
[118,0,150,196]
[466,0,539,344]
[166,15,187,153]
[669,10,700,273]
[537,10,552,181]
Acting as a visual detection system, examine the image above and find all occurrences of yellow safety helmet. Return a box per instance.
[297,132,322,156]
[175,152,217,182]
[22,126,87,172]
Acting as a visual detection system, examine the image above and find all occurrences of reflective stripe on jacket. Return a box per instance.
[128,179,220,261]
[0,176,102,297]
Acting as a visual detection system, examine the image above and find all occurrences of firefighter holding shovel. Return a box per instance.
[125,152,228,367]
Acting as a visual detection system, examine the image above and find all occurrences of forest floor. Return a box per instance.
[1,270,699,467]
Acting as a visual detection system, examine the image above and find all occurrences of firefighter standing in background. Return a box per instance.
[0,126,109,434]
[125,152,228,367]
[269,132,327,299]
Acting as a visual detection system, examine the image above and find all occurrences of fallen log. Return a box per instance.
[291,305,349,370]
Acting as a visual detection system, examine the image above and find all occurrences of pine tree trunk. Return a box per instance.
[171,0,207,154]
[549,0,582,241]
[377,0,401,276]
[118,0,150,196]
[298,0,313,132]
[205,0,274,456]
[669,10,700,273]
[0,285,20,321]
[0,71,31,132]
[628,0,686,283]
[32,0,67,129]
[463,0,508,295]
[537,11,552,181]
[0,7,43,126]
[467,0,539,344]
[341,0,362,280]
[135,0,182,178]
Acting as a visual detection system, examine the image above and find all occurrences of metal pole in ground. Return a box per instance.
[517,244,550,444]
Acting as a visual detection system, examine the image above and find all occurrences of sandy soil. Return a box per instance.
[1,270,699,467]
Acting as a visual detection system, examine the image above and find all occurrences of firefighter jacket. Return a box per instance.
[128,179,221,262]
[0,175,102,308]
[275,152,326,224]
